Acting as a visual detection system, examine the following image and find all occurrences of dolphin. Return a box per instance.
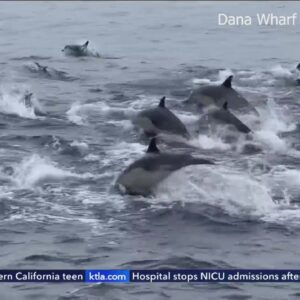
[201,101,252,134]
[34,62,48,73]
[116,138,214,196]
[24,62,50,77]
[133,96,190,138]
[62,41,99,57]
[62,41,89,56]
[30,62,74,81]
[186,75,258,115]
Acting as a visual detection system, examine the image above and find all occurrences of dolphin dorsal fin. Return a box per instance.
[82,41,89,48]
[146,138,160,154]
[158,96,166,108]
[297,63,300,71]
[223,101,228,110]
[222,75,233,88]
[34,62,41,68]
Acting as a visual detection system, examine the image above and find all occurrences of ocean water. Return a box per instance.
[1,1,300,299]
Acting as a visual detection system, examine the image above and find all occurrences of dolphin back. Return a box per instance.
[187,84,258,115]
[186,85,219,108]
[137,107,189,137]
[212,109,251,133]
[140,153,214,171]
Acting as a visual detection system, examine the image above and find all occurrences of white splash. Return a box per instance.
[0,85,41,119]
[83,154,100,162]
[270,65,293,78]
[152,165,300,225]
[70,140,89,154]
[188,134,231,150]
[11,155,92,188]
[254,98,296,153]
[66,103,85,125]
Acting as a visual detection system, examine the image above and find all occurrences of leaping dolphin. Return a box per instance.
[133,96,190,138]
[62,41,89,56]
[116,138,214,196]
[186,75,258,115]
[201,101,252,134]
[62,41,99,57]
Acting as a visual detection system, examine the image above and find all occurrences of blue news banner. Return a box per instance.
[1,270,300,283]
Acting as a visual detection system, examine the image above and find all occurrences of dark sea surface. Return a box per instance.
[1,1,300,299]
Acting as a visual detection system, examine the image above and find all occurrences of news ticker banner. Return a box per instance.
[1,270,300,283]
